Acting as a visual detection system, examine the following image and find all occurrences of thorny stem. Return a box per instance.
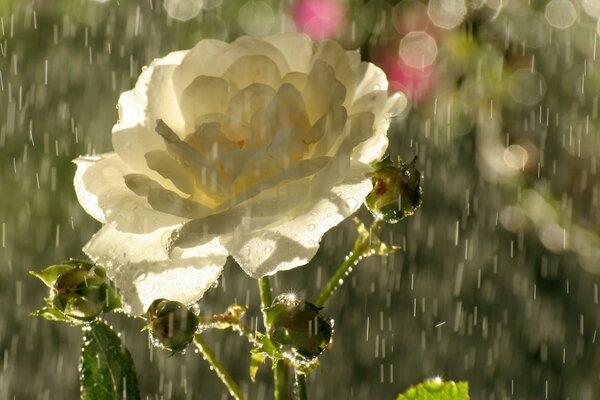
[315,218,384,307]
[193,334,245,400]
[294,372,308,400]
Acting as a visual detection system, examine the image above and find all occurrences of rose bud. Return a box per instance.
[31,259,121,321]
[365,155,423,223]
[145,299,199,352]
[265,294,333,361]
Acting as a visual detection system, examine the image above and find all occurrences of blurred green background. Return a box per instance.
[2,0,600,398]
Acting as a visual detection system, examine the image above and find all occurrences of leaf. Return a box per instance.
[397,379,469,400]
[249,352,267,382]
[80,320,140,400]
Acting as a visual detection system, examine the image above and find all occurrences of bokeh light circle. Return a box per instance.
[398,31,438,69]
[508,69,546,106]
[164,0,203,21]
[427,0,467,30]
[238,1,274,36]
[545,0,577,30]
[582,0,600,19]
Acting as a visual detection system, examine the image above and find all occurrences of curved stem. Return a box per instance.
[294,372,307,400]
[315,218,385,307]
[193,334,245,400]
[314,248,364,308]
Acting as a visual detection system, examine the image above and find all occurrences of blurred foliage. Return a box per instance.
[2,0,600,399]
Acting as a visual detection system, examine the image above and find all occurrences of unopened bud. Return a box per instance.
[145,299,199,352]
[365,155,422,223]
[32,259,121,321]
[265,294,333,362]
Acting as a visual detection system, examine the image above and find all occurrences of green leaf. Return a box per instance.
[80,320,140,400]
[397,380,469,400]
[249,351,267,382]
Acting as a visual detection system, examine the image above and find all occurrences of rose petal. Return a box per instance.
[117,50,187,135]
[303,59,346,123]
[123,173,210,219]
[313,111,375,158]
[84,225,227,315]
[312,40,357,106]
[173,156,333,247]
[144,150,195,195]
[179,76,230,133]
[221,55,282,90]
[225,83,276,144]
[74,153,187,232]
[304,103,347,146]
[352,62,389,101]
[172,37,289,95]
[263,32,315,74]
[222,161,372,278]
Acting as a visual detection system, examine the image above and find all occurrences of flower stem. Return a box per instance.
[315,218,385,307]
[193,334,244,400]
[258,276,273,309]
[258,276,290,399]
[275,360,290,400]
[314,247,364,308]
[294,372,307,400]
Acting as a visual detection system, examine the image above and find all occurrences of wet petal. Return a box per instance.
[179,76,230,133]
[223,162,372,278]
[303,60,346,123]
[73,153,187,233]
[118,50,187,134]
[84,225,227,315]
[222,55,282,90]
[263,32,315,73]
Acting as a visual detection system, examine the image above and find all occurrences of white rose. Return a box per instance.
[74,33,406,314]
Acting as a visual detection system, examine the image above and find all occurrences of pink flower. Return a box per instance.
[293,0,346,39]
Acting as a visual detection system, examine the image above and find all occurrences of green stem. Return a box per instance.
[315,218,384,307]
[193,334,244,400]
[294,372,307,400]
[258,276,290,399]
[258,276,273,309]
[275,360,290,400]
[314,247,365,308]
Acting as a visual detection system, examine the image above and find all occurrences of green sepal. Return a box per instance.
[30,305,73,323]
[253,332,284,360]
[80,320,140,400]
[30,264,75,288]
[249,351,267,382]
[263,302,289,328]
[352,217,401,256]
[397,379,470,400]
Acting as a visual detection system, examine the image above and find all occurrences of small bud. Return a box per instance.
[265,294,333,362]
[145,299,199,352]
[365,155,422,223]
[31,259,121,321]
